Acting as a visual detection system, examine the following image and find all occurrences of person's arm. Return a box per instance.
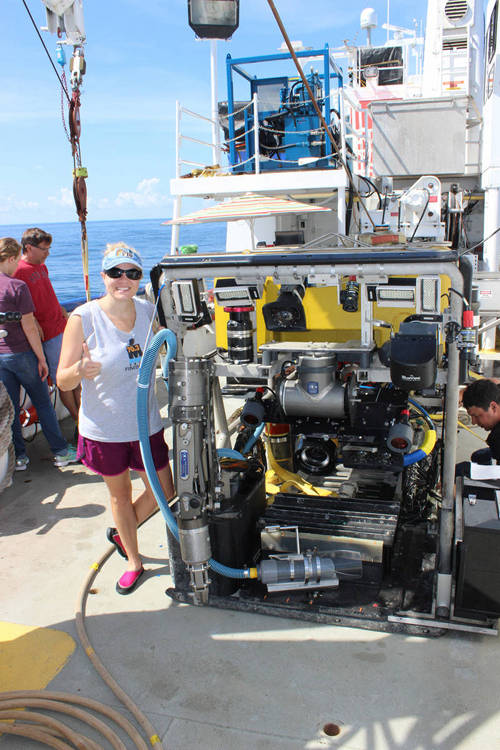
[35,316,45,341]
[57,315,101,391]
[21,312,48,381]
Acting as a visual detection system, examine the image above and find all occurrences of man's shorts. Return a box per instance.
[43,333,63,384]
[77,429,169,477]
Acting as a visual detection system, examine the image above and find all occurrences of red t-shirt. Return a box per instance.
[14,258,66,341]
[0,273,35,353]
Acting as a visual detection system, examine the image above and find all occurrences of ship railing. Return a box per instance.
[175,97,261,176]
[302,230,372,249]
[175,100,229,178]
[175,89,352,179]
[341,86,374,178]
[224,96,262,173]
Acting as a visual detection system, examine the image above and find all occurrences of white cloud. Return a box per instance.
[87,196,110,210]
[48,187,74,207]
[0,195,39,214]
[115,177,170,208]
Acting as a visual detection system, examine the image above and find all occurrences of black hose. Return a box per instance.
[359,175,382,209]
[409,189,430,242]
[346,186,354,236]
[381,189,388,224]
[458,256,473,309]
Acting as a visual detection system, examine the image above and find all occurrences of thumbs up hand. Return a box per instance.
[79,341,102,380]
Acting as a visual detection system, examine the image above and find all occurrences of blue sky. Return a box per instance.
[1,1,444,224]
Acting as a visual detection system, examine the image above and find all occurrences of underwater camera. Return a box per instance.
[262,284,307,331]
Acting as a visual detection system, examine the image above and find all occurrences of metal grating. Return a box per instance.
[444,1,469,22]
[442,37,468,49]
[264,491,400,544]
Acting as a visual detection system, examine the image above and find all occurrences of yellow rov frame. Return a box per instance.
[215,271,452,351]
[153,244,477,634]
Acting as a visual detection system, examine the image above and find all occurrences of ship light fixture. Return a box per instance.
[187,0,240,39]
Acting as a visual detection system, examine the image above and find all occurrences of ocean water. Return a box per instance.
[0,219,227,305]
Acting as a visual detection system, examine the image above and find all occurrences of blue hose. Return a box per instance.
[217,448,247,461]
[404,449,425,466]
[242,422,265,454]
[137,329,179,540]
[408,397,433,425]
[403,398,436,466]
[137,329,250,580]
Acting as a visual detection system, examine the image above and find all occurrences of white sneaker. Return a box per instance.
[15,456,30,471]
[54,447,78,467]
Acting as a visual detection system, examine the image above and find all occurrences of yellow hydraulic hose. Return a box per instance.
[0,691,148,750]
[457,421,488,441]
[428,411,487,443]
[0,707,104,749]
[0,723,76,750]
[265,437,333,497]
[75,547,163,749]
[419,428,437,456]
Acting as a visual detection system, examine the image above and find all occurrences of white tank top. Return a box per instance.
[72,297,164,442]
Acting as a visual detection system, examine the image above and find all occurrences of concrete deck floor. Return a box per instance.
[1,397,500,750]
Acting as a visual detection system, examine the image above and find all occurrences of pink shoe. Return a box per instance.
[116,567,144,595]
[106,527,128,559]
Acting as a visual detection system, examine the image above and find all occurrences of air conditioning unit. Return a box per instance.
[442,0,474,29]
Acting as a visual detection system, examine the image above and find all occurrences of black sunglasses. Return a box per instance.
[104,267,142,280]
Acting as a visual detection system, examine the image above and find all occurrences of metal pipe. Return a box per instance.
[338,187,346,235]
[265,0,376,228]
[170,197,181,256]
[478,317,500,334]
[171,100,182,256]
[212,377,231,450]
[253,93,260,175]
[437,268,463,617]
[210,40,220,166]
[338,86,347,165]
[158,258,463,286]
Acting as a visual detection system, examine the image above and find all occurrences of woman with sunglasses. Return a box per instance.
[57,243,174,594]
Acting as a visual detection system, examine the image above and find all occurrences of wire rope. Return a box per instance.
[21,0,71,104]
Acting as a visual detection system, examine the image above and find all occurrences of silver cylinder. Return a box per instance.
[177,518,211,565]
[169,358,212,420]
[280,355,345,418]
[259,555,337,585]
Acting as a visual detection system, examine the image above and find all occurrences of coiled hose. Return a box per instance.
[0,536,164,750]
[137,329,256,581]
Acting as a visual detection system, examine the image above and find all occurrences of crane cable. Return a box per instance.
[22,0,90,302]
[21,0,71,104]
[265,0,376,229]
[67,47,90,302]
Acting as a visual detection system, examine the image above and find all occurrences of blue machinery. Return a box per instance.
[224,46,343,172]
[144,247,500,635]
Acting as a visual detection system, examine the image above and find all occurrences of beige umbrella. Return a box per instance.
[164,192,331,250]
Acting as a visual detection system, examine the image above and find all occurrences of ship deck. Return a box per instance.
[1,384,500,750]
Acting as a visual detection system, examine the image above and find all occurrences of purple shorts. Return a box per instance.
[78,429,169,477]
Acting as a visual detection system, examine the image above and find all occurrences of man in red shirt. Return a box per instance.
[15,228,80,430]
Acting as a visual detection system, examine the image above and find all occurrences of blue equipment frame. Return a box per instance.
[224,45,343,172]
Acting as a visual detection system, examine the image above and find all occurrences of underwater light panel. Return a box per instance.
[376,287,415,306]
[172,280,202,321]
[419,278,440,313]
[214,283,260,307]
